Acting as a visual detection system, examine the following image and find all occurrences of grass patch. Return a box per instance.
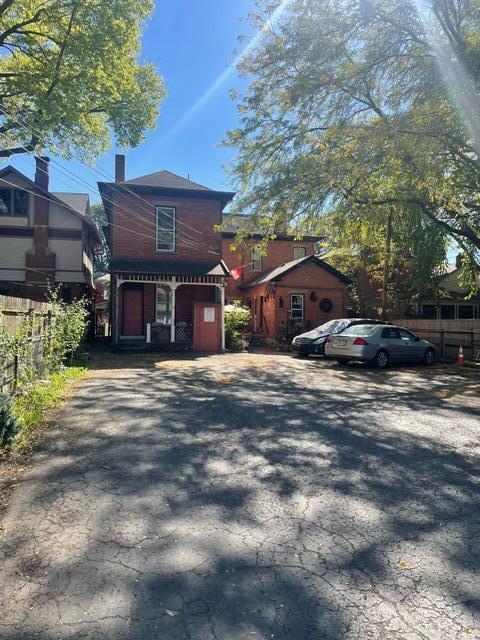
[10,367,87,452]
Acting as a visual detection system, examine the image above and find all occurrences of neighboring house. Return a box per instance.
[0,157,101,302]
[418,263,480,320]
[222,222,351,342]
[98,155,234,352]
[94,273,110,337]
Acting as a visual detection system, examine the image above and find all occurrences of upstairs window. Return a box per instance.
[251,247,262,271]
[156,206,175,252]
[0,188,28,216]
[293,246,306,260]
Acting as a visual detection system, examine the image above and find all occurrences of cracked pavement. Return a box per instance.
[0,353,479,639]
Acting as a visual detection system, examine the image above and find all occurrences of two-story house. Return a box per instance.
[98,155,234,352]
[222,216,351,343]
[0,157,101,302]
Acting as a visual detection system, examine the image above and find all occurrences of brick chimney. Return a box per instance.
[35,156,50,191]
[26,156,55,289]
[115,154,125,182]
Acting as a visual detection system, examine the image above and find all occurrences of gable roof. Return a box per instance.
[0,166,100,243]
[52,192,89,216]
[121,169,213,191]
[241,254,351,288]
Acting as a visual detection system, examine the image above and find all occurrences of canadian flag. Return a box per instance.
[230,266,243,280]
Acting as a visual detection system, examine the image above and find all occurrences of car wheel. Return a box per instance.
[373,349,389,369]
[423,348,435,366]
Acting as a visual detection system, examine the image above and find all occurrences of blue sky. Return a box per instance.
[10,0,255,202]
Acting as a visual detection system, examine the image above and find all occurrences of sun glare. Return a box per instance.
[164,0,293,140]
[413,0,480,155]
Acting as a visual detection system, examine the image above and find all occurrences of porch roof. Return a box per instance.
[111,258,229,278]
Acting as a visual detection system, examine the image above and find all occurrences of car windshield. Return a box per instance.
[341,324,380,337]
[315,319,348,334]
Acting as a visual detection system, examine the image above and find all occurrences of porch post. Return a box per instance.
[170,280,177,343]
[115,278,122,343]
[220,284,225,352]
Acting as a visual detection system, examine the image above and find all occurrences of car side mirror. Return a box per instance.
[414,336,420,342]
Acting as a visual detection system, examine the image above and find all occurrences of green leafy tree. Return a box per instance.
[226,0,480,288]
[0,0,165,159]
[325,202,448,316]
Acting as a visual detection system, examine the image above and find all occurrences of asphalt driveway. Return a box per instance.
[0,353,479,639]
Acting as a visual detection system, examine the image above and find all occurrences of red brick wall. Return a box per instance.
[246,262,348,340]
[222,237,318,299]
[111,192,223,264]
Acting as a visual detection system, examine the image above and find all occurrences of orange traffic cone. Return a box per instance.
[456,345,465,366]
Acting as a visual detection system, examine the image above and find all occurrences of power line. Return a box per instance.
[0,129,206,252]
[0,104,221,247]
[0,131,220,255]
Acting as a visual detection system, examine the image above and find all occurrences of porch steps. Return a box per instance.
[116,339,146,354]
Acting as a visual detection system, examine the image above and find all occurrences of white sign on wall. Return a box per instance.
[204,307,215,322]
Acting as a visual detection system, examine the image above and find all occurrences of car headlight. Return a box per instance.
[312,337,327,344]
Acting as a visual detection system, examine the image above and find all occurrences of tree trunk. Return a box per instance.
[381,210,393,320]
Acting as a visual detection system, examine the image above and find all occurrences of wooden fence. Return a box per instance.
[0,295,53,393]
[393,319,480,360]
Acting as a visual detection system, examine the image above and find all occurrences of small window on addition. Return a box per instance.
[293,246,306,260]
[290,293,304,324]
[251,248,262,271]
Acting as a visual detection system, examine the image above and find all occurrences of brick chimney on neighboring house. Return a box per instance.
[115,154,125,182]
[25,156,56,291]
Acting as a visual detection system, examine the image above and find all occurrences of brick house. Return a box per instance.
[98,155,234,352]
[222,222,351,343]
[0,157,101,302]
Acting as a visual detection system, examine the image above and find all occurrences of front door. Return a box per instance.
[122,287,144,336]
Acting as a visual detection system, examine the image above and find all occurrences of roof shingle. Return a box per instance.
[121,170,212,191]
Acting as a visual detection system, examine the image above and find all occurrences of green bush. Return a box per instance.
[0,392,20,448]
[0,285,90,450]
[11,368,86,452]
[225,302,251,352]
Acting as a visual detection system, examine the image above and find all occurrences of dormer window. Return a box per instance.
[155,205,175,252]
[0,188,28,216]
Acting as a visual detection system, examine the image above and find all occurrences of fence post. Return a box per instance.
[471,331,475,356]
[13,354,18,391]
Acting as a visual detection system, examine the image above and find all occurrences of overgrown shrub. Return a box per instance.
[0,393,20,448]
[225,302,251,352]
[11,368,86,452]
[0,287,90,449]
[43,289,90,372]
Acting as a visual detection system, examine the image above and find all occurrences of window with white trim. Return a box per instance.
[293,246,306,260]
[155,285,171,324]
[155,206,175,252]
[290,294,304,324]
[251,247,262,271]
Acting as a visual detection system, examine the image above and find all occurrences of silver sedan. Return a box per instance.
[324,324,436,368]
